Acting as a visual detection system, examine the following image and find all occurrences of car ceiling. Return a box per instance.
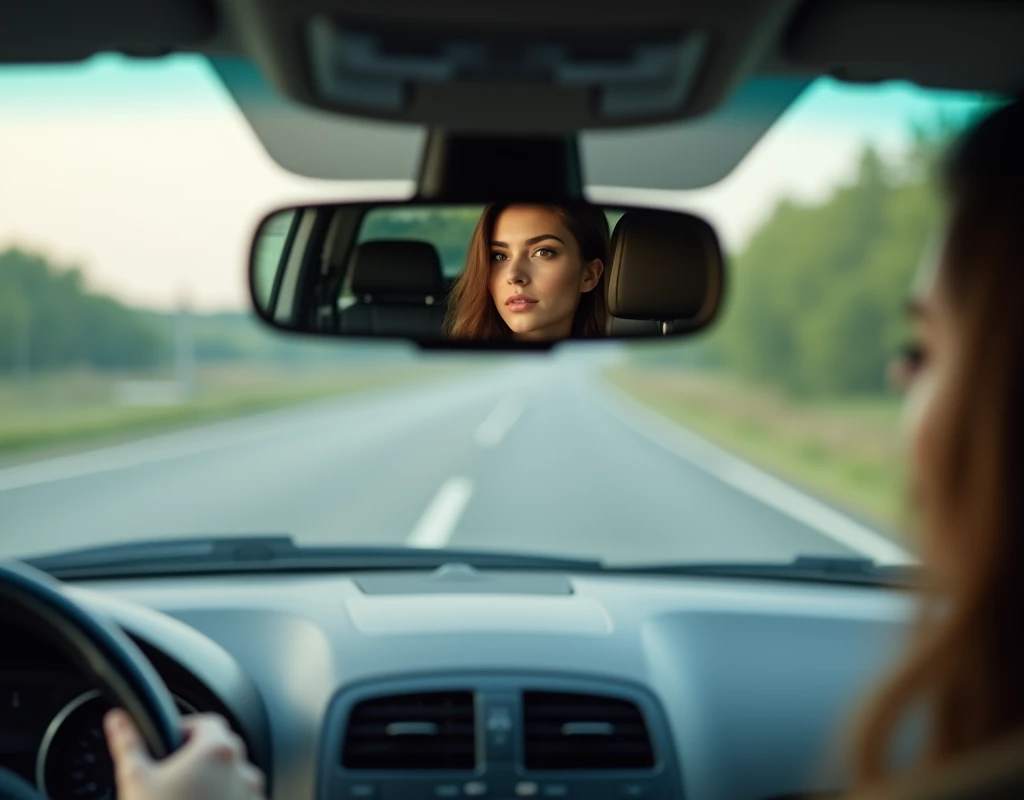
[3,0,1022,187]
[5,0,1023,94]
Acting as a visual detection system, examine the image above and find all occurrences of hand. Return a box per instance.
[104,709,266,800]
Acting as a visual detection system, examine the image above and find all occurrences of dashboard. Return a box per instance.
[1,568,914,799]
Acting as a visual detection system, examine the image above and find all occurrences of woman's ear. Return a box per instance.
[580,259,604,293]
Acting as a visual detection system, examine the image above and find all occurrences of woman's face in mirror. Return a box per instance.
[487,205,603,341]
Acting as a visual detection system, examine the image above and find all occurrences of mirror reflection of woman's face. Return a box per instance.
[488,206,603,341]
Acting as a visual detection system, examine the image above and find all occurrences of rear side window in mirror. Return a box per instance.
[356,206,483,283]
[252,209,298,310]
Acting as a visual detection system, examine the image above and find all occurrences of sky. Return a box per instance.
[0,55,989,312]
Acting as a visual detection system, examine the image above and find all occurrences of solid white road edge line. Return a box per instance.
[594,379,914,565]
[475,397,526,448]
[407,477,474,548]
[0,423,297,493]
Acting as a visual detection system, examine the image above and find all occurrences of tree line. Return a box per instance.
[0,248,392,375]
[663,134,959,399]
[0,249,166,373]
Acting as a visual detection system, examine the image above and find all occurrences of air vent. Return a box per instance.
[342,691,476,770]
[523,691,655,771]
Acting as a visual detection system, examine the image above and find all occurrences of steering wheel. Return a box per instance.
[0,560,183,799]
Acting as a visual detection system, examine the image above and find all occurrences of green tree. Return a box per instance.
[0,248,169,373]
[714,141,942,398]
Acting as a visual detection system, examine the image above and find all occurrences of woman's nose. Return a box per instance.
[505,255,529,284]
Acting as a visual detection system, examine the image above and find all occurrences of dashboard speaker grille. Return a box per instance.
[342,691,476,770]
[523,691,655,770]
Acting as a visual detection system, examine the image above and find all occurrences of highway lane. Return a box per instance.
[0,358,907,565]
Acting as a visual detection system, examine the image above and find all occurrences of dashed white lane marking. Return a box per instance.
[475,397,525,448]
[407,477,474,548]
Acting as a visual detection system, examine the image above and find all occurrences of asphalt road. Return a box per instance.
[0,357,909,565]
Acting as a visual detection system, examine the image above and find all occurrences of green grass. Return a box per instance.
[604,366,907,530]
[0,363,463,457]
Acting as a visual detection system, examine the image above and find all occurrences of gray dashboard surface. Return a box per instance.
[71,571,915,800]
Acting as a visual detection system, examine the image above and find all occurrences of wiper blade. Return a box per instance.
[22,536,604,580]
[23,540,917,586]
[609,555,920,586]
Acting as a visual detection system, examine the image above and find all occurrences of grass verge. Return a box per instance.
[604,366,906,530]
[0,364,464,458]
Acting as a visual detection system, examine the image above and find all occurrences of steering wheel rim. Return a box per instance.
[0,559,183,798]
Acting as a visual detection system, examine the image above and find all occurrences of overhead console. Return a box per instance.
[317,674,682,800]
[227,0,798,133]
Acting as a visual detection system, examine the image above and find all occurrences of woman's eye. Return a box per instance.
[534,248,556,258]
[889,341,928,390]
[901,342,928,373]
[490,252,507,262]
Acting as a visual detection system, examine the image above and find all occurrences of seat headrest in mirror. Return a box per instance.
[350,240,445,298]
[607,210,724,327]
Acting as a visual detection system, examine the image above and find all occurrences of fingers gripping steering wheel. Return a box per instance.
[0,560,182,799]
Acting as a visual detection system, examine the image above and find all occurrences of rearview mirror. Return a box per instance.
[249,201,724,346]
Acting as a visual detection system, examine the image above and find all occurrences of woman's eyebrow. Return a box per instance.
[490,235,565,248]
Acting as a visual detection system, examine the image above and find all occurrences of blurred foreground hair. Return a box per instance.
[850,99,1024,788]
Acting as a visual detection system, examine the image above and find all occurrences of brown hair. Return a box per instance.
[445,203,610,340]
[850,100,1024,789]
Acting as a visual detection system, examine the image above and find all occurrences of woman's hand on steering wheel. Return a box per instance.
[105,709,266,800]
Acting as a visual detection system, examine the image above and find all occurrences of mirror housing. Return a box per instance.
[249,200,725,348]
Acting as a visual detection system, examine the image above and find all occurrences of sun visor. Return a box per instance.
[210,56,426,182]
[211,57,809,191]
[581,77,808,189]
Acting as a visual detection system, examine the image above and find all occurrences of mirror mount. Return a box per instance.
[416,131,583,203]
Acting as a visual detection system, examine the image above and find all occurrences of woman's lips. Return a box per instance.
[505,295,539,312]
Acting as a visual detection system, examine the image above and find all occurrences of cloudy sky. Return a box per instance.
[0,55,986,311]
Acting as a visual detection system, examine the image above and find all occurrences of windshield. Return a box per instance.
[0,54,994,568]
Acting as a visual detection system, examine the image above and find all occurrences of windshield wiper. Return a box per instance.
[22,539,917,587]
[608,555,920,587]
[22,536,604,580]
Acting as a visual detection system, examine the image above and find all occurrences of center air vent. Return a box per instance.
[523,691,655,771]
[342,691,476,770]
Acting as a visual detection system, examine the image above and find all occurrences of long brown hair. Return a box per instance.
[850,100,1024,789]
[445,203,609,340]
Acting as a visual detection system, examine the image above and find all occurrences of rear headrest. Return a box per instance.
[350,240,445,298]
[607,210,724,326]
